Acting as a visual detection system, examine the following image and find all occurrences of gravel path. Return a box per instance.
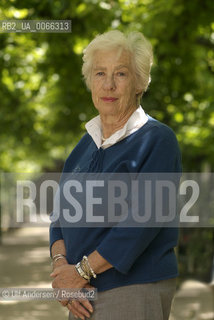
[0,227,213,320]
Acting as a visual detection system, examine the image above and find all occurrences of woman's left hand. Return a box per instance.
[51,264,87,289]
[50,264,94,319]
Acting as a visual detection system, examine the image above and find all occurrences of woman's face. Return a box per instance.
[90,48,141,118]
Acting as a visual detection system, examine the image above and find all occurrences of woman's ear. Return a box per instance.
[136,84,143,95]
[136,88,143,95]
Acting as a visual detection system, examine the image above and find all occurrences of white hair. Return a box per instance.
[82,30,153,103]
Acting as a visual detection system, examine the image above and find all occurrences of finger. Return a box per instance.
[67,301,85,320]
[50,266,62,277]
[71,300,91,319]
[50,271,57,277]
[80,299,93,313]
[51,280,56,288]
[60,299,69,307]
[67,304,80,319]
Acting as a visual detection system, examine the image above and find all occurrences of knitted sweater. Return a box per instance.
[49,116,182,292]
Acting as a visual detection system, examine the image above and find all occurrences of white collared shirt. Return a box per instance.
[85,105,148,149]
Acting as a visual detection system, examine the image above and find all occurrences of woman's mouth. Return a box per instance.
[101,97,118,102]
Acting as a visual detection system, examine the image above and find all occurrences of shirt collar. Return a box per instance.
[85,105,148,149]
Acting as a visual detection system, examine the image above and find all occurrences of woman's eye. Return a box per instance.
[117,72,125,76]
[96,72,104,76]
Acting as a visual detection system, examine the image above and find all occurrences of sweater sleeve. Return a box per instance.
[48,134,93,256]
[49,221,63,256]
[49,188,64,256]
[96,125,182,274]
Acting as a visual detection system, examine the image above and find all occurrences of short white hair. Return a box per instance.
[82,30,153,102]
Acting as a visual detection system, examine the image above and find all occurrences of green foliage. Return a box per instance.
[0,0,214,171]
[0,0,213,280]
[178,228,214,282]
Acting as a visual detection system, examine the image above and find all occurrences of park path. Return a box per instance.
[0,226,68,320]
[0,227,213,320]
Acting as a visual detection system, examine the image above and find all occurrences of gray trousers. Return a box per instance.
[69,278,176,320]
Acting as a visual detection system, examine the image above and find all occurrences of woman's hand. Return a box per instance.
[52,258,69,307]
[50,264,94,320]
[66,282,94,320]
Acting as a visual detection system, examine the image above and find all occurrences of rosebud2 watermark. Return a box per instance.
[1,173,213,228]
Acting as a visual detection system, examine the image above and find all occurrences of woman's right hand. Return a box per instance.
[52,258,70,307]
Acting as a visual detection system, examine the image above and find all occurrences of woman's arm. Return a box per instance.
[50,240,95,320]
[87,250,113,274]
[51,239,68,269]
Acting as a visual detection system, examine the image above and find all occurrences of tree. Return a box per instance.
[0,0,213,280]
[1,0,214,171]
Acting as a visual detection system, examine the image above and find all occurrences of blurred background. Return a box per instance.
[0,0,214,319]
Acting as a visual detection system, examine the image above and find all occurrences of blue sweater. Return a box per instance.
[50,116,182,292]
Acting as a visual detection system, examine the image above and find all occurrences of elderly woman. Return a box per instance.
[50,30,181,320]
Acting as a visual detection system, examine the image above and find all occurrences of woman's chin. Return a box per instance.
[97,105,117,116]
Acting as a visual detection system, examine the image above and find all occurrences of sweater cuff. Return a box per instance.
[96,227,161,274]
[96,246,130,274]
[49,223,63,257]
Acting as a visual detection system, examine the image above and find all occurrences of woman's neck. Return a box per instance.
[100,107,137,139]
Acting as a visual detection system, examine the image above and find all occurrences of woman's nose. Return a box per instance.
[102,76,116,90]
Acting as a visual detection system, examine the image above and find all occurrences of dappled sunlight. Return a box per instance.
[18,247,49,265]
[0,228,67,320]
[0,300,20,305]
[200,312,214,320]
[2,227,49,245]
[0,300,68,320]
[0,228,51,287]
[170,280,214,320]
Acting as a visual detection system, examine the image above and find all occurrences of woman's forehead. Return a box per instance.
[92,48,131,68]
